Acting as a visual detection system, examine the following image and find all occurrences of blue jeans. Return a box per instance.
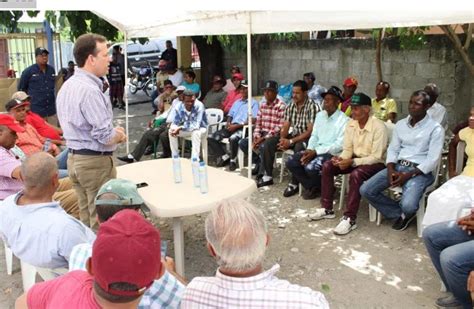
[238,138,261,165]
[150,90,158,110]
[286,151,331,189]
[56,148,69,179]
[360,164,434,219]
[423,221,474,308]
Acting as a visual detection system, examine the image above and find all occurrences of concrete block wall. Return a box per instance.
[223,35,474,130]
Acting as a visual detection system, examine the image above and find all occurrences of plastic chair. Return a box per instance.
[3,240,13,275]
[20,260,37,292]
[279,149,295,183]
[455,141,466,176]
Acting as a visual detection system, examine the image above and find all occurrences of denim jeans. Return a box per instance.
[56,148,69,179]
[360,164,434,219]
[423,221,474,309]
[238,138,261,166]
[286,151,332,189]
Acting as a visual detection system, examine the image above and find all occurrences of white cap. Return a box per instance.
[176,85,186,92]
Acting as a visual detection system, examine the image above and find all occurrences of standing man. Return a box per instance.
[160,40,178,70]
[56,33,127,231]
[18,47,57,125]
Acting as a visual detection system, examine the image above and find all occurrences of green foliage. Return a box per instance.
[321,284,330,293]
[207,32,298,53]
[372,27,430,49]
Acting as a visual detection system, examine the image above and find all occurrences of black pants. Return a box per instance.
[260,134,306,177]
[131,123,167,161]
[158,128,171,158]
[207,128,242,160]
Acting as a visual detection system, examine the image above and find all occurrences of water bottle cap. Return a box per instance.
[199,161,205,166]
[192,157,198,162]
[172,155,179,159]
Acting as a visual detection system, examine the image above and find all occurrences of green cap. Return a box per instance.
[95,179,149,212]
[350,92,372,106]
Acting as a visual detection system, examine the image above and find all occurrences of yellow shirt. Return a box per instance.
[340,117,388,166]
[459,127,474,177]
[371,97,398,122]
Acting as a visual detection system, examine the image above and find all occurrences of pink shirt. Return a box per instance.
[0,147,22,200]
[27,270,101,309]
[221,89,242,114]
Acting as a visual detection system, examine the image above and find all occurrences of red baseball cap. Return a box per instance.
[0,114,25,133]
[232,73,244,81]
[92,209,161,297]
[343,77,358,87]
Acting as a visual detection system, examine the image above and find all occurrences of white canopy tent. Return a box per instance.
[92,9,474,177]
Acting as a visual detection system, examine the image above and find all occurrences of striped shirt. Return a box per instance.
[56,68,117,152]
[284,98,319,136]
[181,264,329,308]
[69,243,184,308]
[253,98,286,139]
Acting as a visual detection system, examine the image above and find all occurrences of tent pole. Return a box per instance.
[246,12,252,179]
[124,32,130,153]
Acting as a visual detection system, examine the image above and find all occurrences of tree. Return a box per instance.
[440,24,474,77]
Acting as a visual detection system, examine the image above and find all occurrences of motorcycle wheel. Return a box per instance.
[144,81,156,97]
[129,82,138,94]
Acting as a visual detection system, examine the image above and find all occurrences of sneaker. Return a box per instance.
[391,214,416,231]
[333,217,357,235]
[229,161,237,171]
[308,208,336,221]
[435,295,462,308]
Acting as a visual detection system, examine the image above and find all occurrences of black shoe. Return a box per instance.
[251,164,260,175]
[216,157,230,167]
[435,295,461,308]
[144,146,154,156]
[151,110,158,115]
[256,177,274,188]
[229,161,237,171]
[283,185,299,197]
[302,187,320,200]
[117,155,134,164]
[391,214,416,231]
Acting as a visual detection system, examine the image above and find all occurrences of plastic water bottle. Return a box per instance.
[192,157,200,188]
[198,161,208,194]
[43,138,51,152]
[172,155,182,183]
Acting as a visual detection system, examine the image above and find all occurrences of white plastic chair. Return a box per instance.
[3,240,13,275]
[20,260,37,292]
[279,149,295,183]
[455,141,466,176]
[180,108,223,164]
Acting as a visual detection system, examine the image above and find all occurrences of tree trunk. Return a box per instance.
[375,29,383,82]
[191,36,224,98]
[440,25,474,77]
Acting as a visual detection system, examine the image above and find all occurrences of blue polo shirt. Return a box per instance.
[228,98,259,125]
[18,64,56,117]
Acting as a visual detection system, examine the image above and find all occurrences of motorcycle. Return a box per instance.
[128,61,157,97]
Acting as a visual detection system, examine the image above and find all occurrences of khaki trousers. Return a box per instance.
[67,154,116,231]
[53,178,80,219]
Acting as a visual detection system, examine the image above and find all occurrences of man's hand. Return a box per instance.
[457,210,474,235]
[336,158,353,170]
[252,137,264,150]
[300,150,316,165]
[468,271,474,292]
[114,127,127,144]
[46,147,56,155]
[227,124,240,133]
[170,127,181,137]
[387,165,398,185]
[161,256,176,273]
[331,156,342,165]
[390,172,412,187]
[277,138,291,151]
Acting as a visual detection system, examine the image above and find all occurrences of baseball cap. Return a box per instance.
[262,80,278,92]
[92,209,161,297]
[35,47,49,56]
[11,91,31,102]
[231,73,244,81]
[0,114,25,133]
[321,86,344,102]
[5,99,30,112]
[95,179,150,212]
[350,92,372,106]
[176,85,186,92]
[213,77,226,86]
[343,77,358,87]
[240,80,249,88]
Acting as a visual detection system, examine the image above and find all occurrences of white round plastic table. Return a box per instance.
[117,158,256,276]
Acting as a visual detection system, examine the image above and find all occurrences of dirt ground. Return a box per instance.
[0,97,446,308]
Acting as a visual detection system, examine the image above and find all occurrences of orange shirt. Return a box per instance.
[16,122,58,156]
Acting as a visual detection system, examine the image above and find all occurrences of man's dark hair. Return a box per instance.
[94,282,142,303]
[96,204,142,222]
[411,90,431,106]
[185,70,196,80]
[303,72,315,82]
[293,80,308,92]
[377,81,390,91]
[73,33,107,68]
[68,60,75,66]
[163,79,173,87]
[166,40,172,45]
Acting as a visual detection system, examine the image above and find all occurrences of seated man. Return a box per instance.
[303,72,326,110]
[153,80,178,116]
[221,73,243,114]
[339,77,358,117]
[423,215,474,309]
[208,80,258,171]
[309,93,388,236]
[180,199,329,308]
[424,83,447,129]
[256,80,319,188]
[203,76,227,109]
[68,179,185,308]
[12,91,63,143]
[284,86,349,199]
[360,90,444,231]
[15,210,161,308]
[6,98,68,178]
[169,90,207,160]
[0,152,94,269]
[118,86,185,163]
[0,114,78,217]
[238,80,285,177]
[371,81,397,123]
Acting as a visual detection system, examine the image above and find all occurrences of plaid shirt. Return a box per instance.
[253,98,286,139]
[284,97,320,136]
[181,264,329,308]
[69,243,184,309]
